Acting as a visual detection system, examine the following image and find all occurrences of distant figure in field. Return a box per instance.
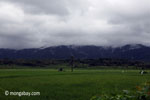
[140,67,148,75]
[140,70,148,75]
[58,68,63,72]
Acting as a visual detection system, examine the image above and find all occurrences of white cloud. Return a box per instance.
[0,0,150,48]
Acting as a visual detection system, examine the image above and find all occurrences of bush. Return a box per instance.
[91,82,150,100]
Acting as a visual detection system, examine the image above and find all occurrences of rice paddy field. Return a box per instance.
[0,69,149,100]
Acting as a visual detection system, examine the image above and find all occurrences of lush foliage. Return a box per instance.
[91,82,150,100]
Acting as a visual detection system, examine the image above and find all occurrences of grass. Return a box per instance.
[0,69,149,100]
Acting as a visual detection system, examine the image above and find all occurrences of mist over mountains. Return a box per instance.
[0,44,150,61]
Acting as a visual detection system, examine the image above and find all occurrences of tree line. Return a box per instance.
[0,58,149,69]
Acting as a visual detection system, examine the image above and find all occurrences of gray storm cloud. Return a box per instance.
[0,0,150,49]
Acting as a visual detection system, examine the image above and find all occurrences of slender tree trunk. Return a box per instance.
[70,56,74,72]
[71,66,73,72]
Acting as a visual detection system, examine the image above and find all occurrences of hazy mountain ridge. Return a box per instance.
[0,44,150,61]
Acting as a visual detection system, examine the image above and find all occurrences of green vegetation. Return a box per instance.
[91,82,150,100]
[0,69,149,100]
[1,58,150,69]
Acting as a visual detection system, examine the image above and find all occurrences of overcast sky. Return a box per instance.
[0,0,150,49]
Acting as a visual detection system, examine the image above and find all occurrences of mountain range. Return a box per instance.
[0,44,150,61]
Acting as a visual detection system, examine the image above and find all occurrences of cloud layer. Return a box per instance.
[0,0,150,49]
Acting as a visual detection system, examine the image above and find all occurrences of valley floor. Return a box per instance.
[0,69,150,100]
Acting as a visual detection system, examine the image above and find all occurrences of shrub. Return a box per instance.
[91,82,150,100]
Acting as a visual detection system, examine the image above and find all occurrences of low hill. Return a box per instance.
[0,44,150,61]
